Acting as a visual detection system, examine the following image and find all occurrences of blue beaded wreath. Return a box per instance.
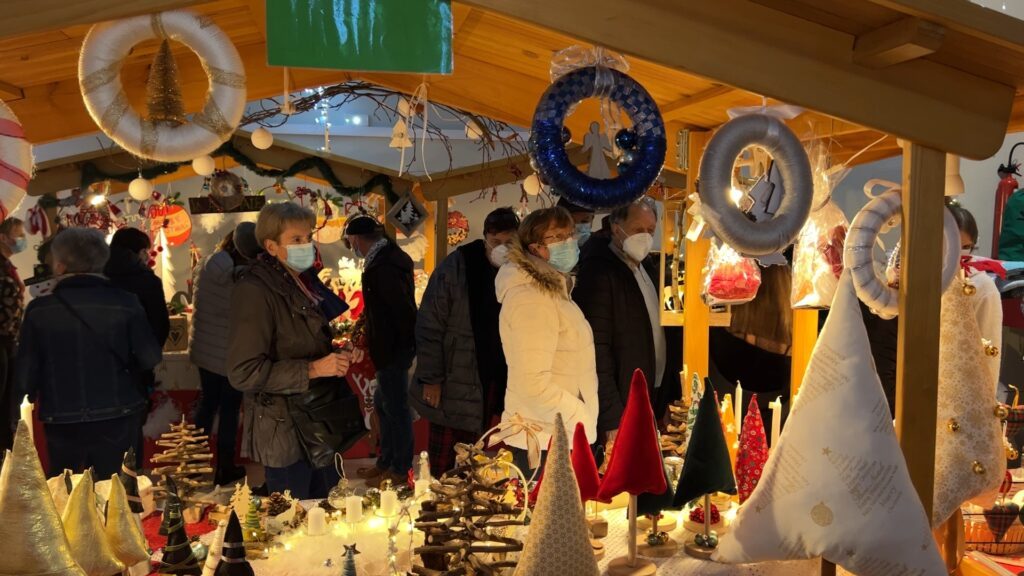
[530,66,666,210]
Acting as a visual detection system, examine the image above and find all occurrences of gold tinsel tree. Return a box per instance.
[147,39,186,126]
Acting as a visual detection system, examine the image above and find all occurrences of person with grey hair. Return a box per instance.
[229,202,357,498]
[573,196,666,453]
[14,227,162,477]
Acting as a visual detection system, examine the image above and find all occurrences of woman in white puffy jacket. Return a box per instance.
[495,206,599,473]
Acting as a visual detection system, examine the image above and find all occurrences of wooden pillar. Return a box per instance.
[790,309,818,397]
[682,131,710,381]
[895,143,945,523]
[413,184,438,274]
[434,198,449,268]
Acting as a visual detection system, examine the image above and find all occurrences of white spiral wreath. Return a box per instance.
[842,189,960,319]
[78,10,246,162]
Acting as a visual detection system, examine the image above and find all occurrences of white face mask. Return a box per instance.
[622,232,654,262]
[961,248,972,257]
[488,244,510,267]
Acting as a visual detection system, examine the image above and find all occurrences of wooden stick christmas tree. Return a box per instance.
[152,417,214,502]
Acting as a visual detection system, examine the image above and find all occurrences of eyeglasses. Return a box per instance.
[540,232,575,245]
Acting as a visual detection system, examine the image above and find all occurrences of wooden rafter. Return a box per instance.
[853,17,946,68]
[458,0,1016,159]
[0,0,207,38]
[660,86,735,122]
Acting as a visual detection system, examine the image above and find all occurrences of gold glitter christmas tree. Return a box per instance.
[146,39,186,126]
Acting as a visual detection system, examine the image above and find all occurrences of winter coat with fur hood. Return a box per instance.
[495,242,599,450]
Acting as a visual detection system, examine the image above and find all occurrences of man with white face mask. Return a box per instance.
[573,197,666,445]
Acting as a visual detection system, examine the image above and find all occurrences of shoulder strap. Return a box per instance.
[52,290,133,372]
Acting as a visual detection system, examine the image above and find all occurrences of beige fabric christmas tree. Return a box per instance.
[714,273,945,575]
[932,278,1005,526]
[515,413,598,576]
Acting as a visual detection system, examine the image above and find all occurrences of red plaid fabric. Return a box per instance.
[428,423,480,478]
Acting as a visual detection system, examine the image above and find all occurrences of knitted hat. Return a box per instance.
[514,414,598,576]
[344,215,381,236]
[233,222,260,260]
[597,369,667,502]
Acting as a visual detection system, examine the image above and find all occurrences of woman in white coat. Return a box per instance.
[495,206,599,473]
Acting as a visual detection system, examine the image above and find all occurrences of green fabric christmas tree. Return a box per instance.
[673,378,737,507]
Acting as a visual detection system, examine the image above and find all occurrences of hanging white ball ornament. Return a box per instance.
[128,177,153,201]
[191,155,215,176]
[465,120,484,141]
[251,127,274,150]
[523,174,543,196]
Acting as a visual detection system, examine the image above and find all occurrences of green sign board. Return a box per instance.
[267,0,453,74]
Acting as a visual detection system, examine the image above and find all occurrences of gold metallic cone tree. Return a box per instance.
[146,39,186,126]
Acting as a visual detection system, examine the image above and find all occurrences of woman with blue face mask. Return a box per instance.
[228,202,358,499]
[494,206,599,474]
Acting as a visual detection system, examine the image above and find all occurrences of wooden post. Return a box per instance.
[414,184,437,274]
[790,309,819,397]
[434,199,449,268]
[682,131,710,381]
[895,143,945,524]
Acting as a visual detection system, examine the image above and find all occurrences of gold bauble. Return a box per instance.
[62,470,125,576]
[1008,446,1020,461]
[972,461,986,475]
[947,418,961,433]
[0,421,85,576]
[986,345,1001,358]
[995,404,1011,420]
[963,282,977,296]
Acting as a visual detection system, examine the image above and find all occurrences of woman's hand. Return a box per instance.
[309,352,351,379]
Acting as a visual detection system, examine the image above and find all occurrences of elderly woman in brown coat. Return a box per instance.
[228,202,357,498]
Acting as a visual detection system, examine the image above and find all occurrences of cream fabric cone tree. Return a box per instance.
[714,273,945,575]
[932,278,1005,525]
[0,420,86,576]
[515,413,598,576]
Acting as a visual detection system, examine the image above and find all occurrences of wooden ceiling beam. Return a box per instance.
[458,0,1016,159]
[661,86,735,122]
[0,0,208,39]
[862,0,1024,54]
[853,17,945,68]
[0,79,24,102]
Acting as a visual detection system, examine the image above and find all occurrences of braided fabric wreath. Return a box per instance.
[530,66,665,209]
[79,10,246,162]
[699,114,813,257]
[842,189,960,319]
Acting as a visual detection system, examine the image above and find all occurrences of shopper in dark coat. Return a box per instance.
[345,215,417,487]
[15,228,162,477]
[573,199,665,438]
[411,208,519,476]
[228,203,352,499]
[105,227,170,347]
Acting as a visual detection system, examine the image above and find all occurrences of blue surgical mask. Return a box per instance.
[285,243,315,272]
[546,238,579,273]
[576,223,592,246]
[11,237,26,254]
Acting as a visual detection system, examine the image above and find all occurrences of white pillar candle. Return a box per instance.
[379,488,398,517]
[19,395,33,441]
[735,382,744,434]
[769,396,782,450]
[345,495,363,523]
[307,507,327,536]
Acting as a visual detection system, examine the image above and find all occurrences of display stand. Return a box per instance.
[607,496,657,576]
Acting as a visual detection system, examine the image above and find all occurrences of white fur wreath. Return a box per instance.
[842,188,960,319]
[78,10,246,162]
[0,99,32,220]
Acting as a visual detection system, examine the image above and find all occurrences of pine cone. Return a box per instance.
[266,492,290,516]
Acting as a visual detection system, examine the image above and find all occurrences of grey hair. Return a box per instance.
[608,196,659,226]
[255,202,316,245]
[51,227,110,274]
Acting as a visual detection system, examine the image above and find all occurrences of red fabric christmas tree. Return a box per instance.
[735,394,768,503]
[571,421,600,503]
[596,369,667,502]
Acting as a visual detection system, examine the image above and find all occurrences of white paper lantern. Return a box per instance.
[523,174,543,196]
[465,120,484,141]
[191,155,215,176]
[128,177,153,201]
[251,127,274,150]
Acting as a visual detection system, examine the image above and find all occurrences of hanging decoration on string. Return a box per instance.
[386,191,428,237]
[529,48,665,209]
[78,10,247,162]
[446,210,469,247]
[0,99,33,221]
[393,84,433,179]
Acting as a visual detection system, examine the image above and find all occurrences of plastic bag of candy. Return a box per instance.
[703,242,762,305]
[791,200,849,308]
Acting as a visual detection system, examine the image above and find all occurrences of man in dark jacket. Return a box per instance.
[15,228,162,477]
[410,207,519,477]
[573,197,666,442]
[345,215,417,487]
